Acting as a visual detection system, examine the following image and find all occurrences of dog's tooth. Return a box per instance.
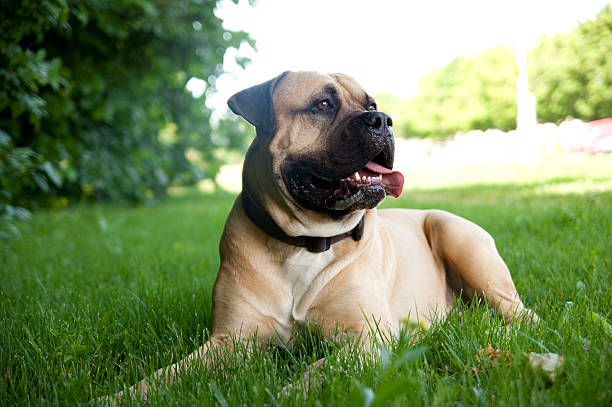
[378,173,383,181]
[354,172,360,181]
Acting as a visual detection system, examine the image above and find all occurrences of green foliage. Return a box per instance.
[213,115,256,153]
[201,115,255,178]
[0,0,251,231]
[385,46,518,139]
[529,6,612,123]
[381,6,611,139]
[0,129,36,239]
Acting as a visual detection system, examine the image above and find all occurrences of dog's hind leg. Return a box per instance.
[424,210,538,324]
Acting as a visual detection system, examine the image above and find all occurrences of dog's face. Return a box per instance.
[228,71,403,216]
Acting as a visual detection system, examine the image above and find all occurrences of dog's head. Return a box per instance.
[228,71,404,231]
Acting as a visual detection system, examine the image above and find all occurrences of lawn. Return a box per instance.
[1,169,611,405]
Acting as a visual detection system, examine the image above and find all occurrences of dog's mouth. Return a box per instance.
[284,149,405,212]
[341,160,404,198]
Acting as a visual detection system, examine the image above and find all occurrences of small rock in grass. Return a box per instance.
[526,352,564,382]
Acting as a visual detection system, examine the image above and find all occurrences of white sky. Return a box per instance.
[197,0,610,113]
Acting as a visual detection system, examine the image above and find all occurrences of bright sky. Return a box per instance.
[196,0,610,113]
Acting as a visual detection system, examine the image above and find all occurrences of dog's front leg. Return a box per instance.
[280,356,326,399]
[111,335,232,402]
[281,319,392,400]
[282,342,390,401]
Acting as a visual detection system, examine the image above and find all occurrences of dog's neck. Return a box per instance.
[241,139,365,241]
[240,187,364,253]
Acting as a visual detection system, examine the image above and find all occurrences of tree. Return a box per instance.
[529,6,612,123]
[0,0,251,231]
[391,46,518,139]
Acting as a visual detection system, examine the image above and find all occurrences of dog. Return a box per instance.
[118,71,537,399]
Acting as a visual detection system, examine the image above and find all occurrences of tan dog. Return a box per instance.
[120,71,536,399]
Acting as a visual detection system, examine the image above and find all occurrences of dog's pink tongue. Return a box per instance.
[364,161,404,198]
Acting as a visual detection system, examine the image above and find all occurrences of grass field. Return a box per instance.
[1,160,611,405]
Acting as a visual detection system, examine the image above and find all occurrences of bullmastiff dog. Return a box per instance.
[120,71,536,399]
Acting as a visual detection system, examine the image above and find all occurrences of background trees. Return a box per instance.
[381,6,611,139]
[0,0,250,227]
[386,46,518,139]
[1,2,610,237]
[529,6,612,123]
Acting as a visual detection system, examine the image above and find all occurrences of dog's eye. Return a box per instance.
[315,100,331,111]
[368,103,377,111]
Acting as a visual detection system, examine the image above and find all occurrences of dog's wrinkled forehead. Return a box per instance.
[274,72,370,112]
[227,71,372,135]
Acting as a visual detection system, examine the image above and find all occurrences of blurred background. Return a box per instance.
[1,0,611,237]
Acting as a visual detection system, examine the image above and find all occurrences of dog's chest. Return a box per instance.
[283,248,337,322]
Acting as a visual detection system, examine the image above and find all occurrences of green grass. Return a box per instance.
[1,175,611,406]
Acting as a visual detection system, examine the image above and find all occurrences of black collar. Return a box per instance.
[241,188,365,253]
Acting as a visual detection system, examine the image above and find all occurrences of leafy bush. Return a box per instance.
[0,0,251,236]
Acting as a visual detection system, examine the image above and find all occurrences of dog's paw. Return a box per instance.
[280,357,326,399]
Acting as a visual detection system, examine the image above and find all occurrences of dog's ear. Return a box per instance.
[227,71,289,135]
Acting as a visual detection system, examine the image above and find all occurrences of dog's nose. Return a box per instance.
[363,111,393,133]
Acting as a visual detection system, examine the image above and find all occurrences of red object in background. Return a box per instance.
[586,118,612,153]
